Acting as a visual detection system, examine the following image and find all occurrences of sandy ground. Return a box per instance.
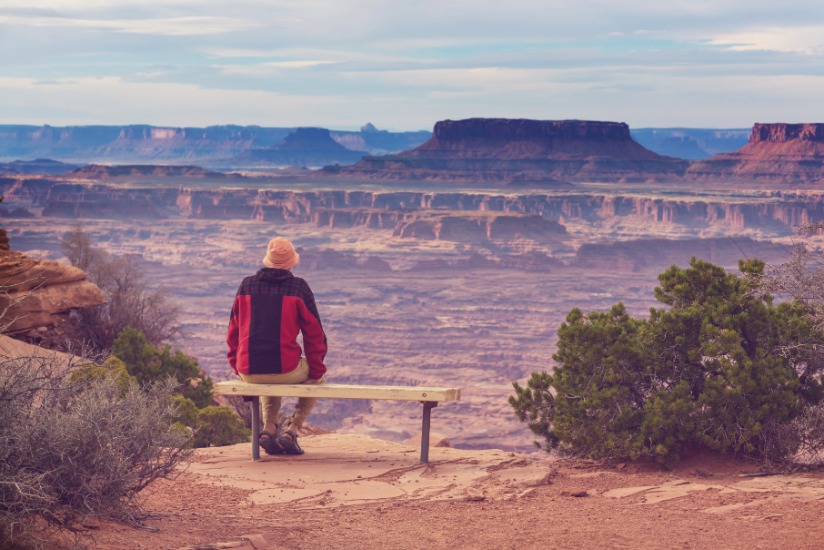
[49,434,824,550]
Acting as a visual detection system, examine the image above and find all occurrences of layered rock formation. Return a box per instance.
[688,123,824,183]
[333,118,689,184]
[0,124,429,165]
[234,127,367,167]
[392,212,565,243]
[5,177,820,237]
[7,121,824,184]
[0,248,105,341]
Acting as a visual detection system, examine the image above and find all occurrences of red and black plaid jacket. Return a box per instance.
[227,268,327,379]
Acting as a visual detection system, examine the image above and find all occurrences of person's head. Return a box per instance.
[262,237,300,270]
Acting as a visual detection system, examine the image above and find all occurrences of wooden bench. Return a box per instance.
[214,381,461,464]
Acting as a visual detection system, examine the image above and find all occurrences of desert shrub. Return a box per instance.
[757,400,824,466]
[0,352,192,548]
[170,395,199,428]
[69,356,137,394]
[112,327,214,408]
[749,240,824,465]
[193,406,252,448]
[168,398,249,449]
[511,258,824,465]
[61,224,181,352]
[112,328,247,448]
[224,394,253,428]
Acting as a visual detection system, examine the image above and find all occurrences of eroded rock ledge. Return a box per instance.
[0,248,104,341]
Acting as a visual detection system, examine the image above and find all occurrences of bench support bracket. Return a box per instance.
[420,401,437,464]
[251,396,261,461]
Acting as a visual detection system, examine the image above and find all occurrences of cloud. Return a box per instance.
[0,13,258,36]
[709,25,824,54]
[1,0,824,128]
[0,76,363,127]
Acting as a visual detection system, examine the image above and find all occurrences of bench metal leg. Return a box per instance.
[420,401,436,464]
[251,396,261,461]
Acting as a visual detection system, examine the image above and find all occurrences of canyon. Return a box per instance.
[1,177,810,452]
[3,117,824,452]
[3,179,820,240]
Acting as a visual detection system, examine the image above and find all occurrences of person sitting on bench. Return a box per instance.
[226,237,327,455]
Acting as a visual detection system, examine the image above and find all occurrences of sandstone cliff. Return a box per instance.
[6,178,819,237]
[688,123,824,183]
[333,118,689,184]
[0,248,105,342]
[392,212,566,243]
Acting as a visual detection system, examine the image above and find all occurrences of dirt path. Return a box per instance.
[51,435,824,550]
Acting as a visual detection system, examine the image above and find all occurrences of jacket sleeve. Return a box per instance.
[226,297,240,374]
[298,284,327,379]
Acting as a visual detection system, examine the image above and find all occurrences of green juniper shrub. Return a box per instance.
[69,356,137,395]
[511,257,824,465]
[193,406,252,448]
[112,327,215,408]
[509,370,557,451]
[112,328,248,448]
[170,394,199,428]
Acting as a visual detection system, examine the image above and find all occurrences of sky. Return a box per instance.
[1,1,824,131]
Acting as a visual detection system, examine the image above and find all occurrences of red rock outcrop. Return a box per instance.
[0,249,105,340]
[688,123,824,183]
[331,118,689,184]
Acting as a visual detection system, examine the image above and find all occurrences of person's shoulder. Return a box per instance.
[236,272,262,292]
[290,275,315,293]
[240,273,259,285]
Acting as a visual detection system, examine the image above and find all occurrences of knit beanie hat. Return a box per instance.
[262,237,300,270]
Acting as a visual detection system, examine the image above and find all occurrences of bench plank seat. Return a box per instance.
[214,380,461,464]
[214,381,460,402]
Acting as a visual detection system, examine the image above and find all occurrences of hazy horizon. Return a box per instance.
[0,120,755,132]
